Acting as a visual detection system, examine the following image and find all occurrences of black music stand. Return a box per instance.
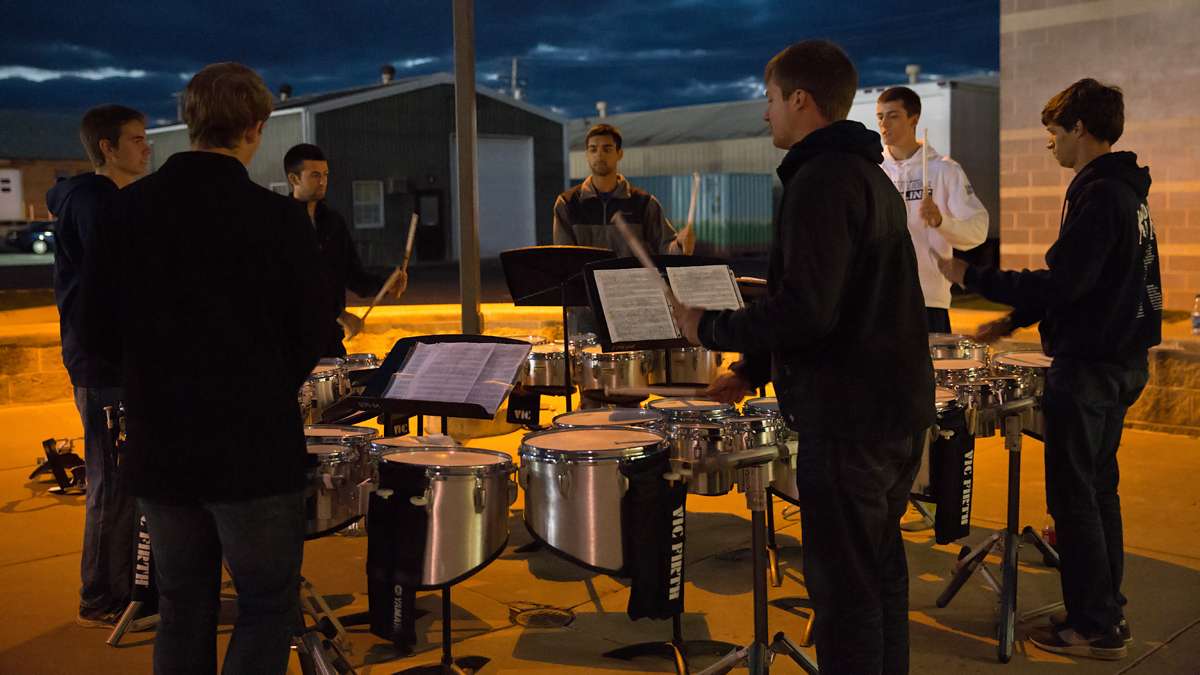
[498,246,615,414]
[323,335,529,674]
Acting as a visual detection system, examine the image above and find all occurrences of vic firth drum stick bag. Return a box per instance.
[366,465,429,647]
[130,511,158,612]
[930,411,975,544]
[621,453,687,620]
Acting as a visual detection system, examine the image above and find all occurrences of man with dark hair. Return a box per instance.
[676,39,934,673]
[284,142,404,356]
[91,62,329,672]
[553,123,691,256]
[48,103,149,628]
[877,86,988,334]
[940,78,1159,661]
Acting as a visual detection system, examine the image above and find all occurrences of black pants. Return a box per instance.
[925,307,951,334]
[1043,356,1148,636]
[794,434,922,674]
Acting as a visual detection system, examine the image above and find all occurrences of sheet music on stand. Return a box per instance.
[383,342,532,415]
[591,264,744,344]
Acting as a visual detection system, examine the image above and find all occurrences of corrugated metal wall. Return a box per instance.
[631,173,774,257]
[147,112,304,190]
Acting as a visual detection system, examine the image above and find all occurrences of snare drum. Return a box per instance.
[522,342,569,388]
[552,407,664,429]
[577,346,657,392]
[933,358,988,387]
[652,347,726,385]
[647,398,737,423]
[519,427,668,573]
[743,397,799,502]
[374,448,516,587]
[305,443,365,536]
[929,333,989,363]
[648,399,738,496]
[991,351,1052,399]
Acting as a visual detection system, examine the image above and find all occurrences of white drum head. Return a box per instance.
[745,397,778,411]
[555,409,660,426]
[933,358,984,371]
[525,428,663,451]
[995,352,1052,368]
[650,398,728,411]
[383,449,506,467]
[305,425,375,438]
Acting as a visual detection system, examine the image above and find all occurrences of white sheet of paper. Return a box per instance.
[666,265,744,310]
[465,343,532,415]
[593,268,680,343]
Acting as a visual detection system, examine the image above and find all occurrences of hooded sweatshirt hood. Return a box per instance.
[1066,151,1151,204]
[778,120,884,182]
[47,172,114,219]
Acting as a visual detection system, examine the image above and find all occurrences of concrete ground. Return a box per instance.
[1,391,1198,675]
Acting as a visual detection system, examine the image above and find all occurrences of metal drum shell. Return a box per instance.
[306,361,350,423]
[577,347,656,392]
[378,448,516,588]
[932,358,989,388]
[343,353,381,372]
[667,423,733,496]
[954,376,1020,410]
[522,342,569,388]
[552,407,664,430]
[518,427,668,574]
[742,397,799,502]
[647,398,738,424]
[305,443,365,535]
[991,351,1050,400]
[651,347,726,385]
[929,333,990,363]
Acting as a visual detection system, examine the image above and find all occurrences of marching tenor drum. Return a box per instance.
[652,347,726,385]
[929,333,990,363]
[648,398,739,496]
[305,359,350,423]
[304,425,379,535]
[522,342,570,388]
[577,346,657,392]
[305,443,366,536]
[373,447,517,587]
[992,350,1053,436]
[552,407,664,429]
[743,397,799,502]
[933,358,988,388]
[518,427,669,573]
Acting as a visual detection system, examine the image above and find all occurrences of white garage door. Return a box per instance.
[449,134,536,260]
[0,169,23,221]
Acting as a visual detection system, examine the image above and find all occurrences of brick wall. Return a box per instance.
[0,330,73,407]
[1001,0,1200,310]
[0,158,93,221]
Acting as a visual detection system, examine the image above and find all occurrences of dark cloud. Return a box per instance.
[0,0,997,120]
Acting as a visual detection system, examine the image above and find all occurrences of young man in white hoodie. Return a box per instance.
[877,86,988,333]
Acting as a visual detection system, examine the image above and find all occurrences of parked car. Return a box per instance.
[5,221,55,254]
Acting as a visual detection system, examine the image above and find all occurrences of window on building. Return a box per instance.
[269,182,291,196]
[353,180,384,229]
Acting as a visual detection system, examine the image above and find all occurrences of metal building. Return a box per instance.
[147,72,566,266]
[569,79,1000,245]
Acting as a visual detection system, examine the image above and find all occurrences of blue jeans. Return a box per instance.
[75,385,134,613]
[794,434,922,675]
[139,491,305,675]
[1043,357,1148,636]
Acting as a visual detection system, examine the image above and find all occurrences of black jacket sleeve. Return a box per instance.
[698,161,859,356]
[965,182,1118,311]
[279,200,333,385]
[335,212,385,298]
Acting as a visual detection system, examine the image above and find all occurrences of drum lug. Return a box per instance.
[410,486,431,508]
[507,477,519,506]
[517,465,529,490]
[474,476,486,513]
[555,465,572,499]
[377,489,393,499]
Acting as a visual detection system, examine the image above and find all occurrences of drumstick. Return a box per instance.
[611,211,677,306]
[353,213,419,334]
[922,129,929,196]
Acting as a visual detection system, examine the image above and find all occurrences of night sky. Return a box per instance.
[1,0,998,124]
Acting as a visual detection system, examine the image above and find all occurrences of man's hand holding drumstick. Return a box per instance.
[342,212,418,338]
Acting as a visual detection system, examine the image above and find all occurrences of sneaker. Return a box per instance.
[1028,625,1127,660]
[1049,611,1132,643]
[75,607,121,629]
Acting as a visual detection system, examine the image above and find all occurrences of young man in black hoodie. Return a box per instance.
[940,79,1160,660]
[91,63,329,672]
[48,104,149,627]
[676,40,934,673]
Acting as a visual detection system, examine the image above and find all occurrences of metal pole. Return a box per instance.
[453,0,483,334]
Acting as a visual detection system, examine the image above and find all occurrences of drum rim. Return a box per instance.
[992,350,1052,368]
[378,446,515,475]
[551,407,664,428]
[928,332,982,346]
[307,443,359,463]
[722,414,783,430]
[519,426,667,462]
[647,397,735,415]
[304,424,379,440]
[580,348,651,362]
[307,370,343,381]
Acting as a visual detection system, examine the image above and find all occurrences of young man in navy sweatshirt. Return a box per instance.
[940,78,1161,660]
[48,104,149,627]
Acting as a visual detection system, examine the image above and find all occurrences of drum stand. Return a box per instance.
[393,587,488,675]
[697,454,818,675]
[934,401,1060,664]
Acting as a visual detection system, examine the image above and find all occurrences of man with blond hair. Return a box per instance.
[90,62,329,673]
